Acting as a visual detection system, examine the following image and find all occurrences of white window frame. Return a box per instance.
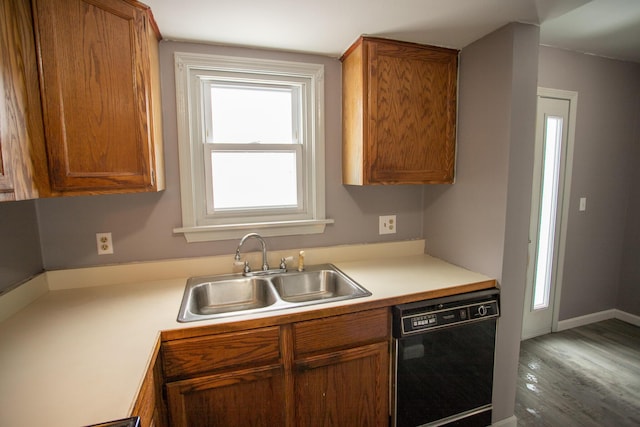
[172,52,333,242]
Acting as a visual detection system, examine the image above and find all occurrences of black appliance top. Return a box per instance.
[392,288,500,337]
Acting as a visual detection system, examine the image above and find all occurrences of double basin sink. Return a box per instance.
[178,264,371,322]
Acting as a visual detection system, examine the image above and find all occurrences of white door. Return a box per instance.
[522,89,577,340]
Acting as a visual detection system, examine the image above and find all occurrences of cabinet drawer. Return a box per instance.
[293,308,389,356]
[162,326,280,379]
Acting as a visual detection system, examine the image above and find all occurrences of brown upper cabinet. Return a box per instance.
[0,0,50,201]
[31,0,164,195]
[341,36,458,185]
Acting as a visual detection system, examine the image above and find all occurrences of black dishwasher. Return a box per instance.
[392,288,500,427]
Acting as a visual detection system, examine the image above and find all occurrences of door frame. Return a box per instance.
[522,87,578,340]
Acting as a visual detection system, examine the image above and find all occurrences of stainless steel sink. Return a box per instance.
[178,264,371,322]
[271,269,368,303]
[188,277,278,315]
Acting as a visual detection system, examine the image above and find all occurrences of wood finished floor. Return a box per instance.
[515,319,640,426]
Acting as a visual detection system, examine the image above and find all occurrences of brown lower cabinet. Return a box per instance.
[294,342,389,426]
[160,308,390,427]
[166,364,286,427]
[130,340,168,427]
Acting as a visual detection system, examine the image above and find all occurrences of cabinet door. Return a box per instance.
[367,40,457,184]
[0,1,19,201]
[32,0,160,194]
[0,127,14,201]
[0,0,49,201]
[294,342,389,427]
[166,364,285,427]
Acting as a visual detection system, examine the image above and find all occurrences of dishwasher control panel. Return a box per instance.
[392,289,500,337]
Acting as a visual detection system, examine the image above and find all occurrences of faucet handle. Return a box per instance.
[242,260,251,273]
[280,256,294,270]
[233,259,251,273]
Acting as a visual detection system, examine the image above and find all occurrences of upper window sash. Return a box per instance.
[201,80,302,145]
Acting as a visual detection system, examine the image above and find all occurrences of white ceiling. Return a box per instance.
[143,0,640,62]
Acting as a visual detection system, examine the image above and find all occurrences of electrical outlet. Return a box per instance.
[379,215,397,235]
[96,232,114,255]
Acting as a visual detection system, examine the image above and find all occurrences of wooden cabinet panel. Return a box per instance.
[131,342,167,427]
[0,109,14,201]
[162,310,391,426]
[0,0,49,201]
[342,36,458,185]
[166,364,285,427]
[294,342,389,427]
[32,0,164,194]
[294,308,389,356]
[162,326,281,379]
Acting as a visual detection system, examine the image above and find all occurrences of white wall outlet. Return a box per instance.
[96,232,114,255]
[379,215,397,235]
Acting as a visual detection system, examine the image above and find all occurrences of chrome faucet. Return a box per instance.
[235,233,269,272]
[234,233,291,276]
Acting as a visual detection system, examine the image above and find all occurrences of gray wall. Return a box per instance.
[423,23,539,422]
[620,117,640,315]
[538,46,640,319]
[35,41,424,270]
[0,200,43,293]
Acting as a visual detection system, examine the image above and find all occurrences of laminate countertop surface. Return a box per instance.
[0,253,495,427]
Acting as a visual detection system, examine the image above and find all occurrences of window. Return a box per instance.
[533,115,563,310]
[173,52,332,242]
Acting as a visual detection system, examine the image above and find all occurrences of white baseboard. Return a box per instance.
[557,309,616,331]
[522,326,552,340]
[615,309,640,327]
[492,415,517,427]
[557,309,640,331]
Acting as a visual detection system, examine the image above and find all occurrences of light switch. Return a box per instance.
[579,197,587,212]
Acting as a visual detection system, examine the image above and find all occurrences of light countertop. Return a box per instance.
[0,245,495,427]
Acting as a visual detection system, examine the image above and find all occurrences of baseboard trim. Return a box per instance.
[557,309,640,331]
[522,326,552,340]
[492,415,517,427]
[615,309,640,327]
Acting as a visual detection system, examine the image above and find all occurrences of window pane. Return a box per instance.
[533,115,563,310]
[210,85,293,144]
[211,151,298,210]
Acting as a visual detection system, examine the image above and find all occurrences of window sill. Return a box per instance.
[174,219,335,242]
